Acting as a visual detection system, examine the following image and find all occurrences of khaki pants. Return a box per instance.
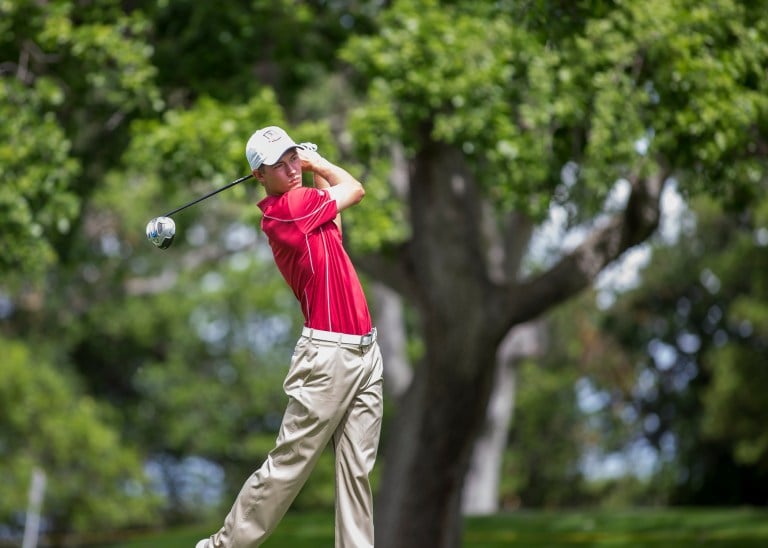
[203,332,384,547]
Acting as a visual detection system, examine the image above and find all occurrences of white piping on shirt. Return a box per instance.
[261,190,334,224]
[303,231,314,324]
[262,193,337,331]
[319,226,332,331]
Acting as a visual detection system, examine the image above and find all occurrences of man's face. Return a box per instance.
[255,148,302,196]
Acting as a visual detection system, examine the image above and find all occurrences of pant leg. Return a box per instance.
[332,343,384,548]
[203,338,340,547]
[201,336,380,548]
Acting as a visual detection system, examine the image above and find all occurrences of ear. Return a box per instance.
[252,168,265,183]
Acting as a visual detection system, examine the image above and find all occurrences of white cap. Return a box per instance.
[245,126,299,170]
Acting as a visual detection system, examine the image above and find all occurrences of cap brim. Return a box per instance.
[262,144,299,166]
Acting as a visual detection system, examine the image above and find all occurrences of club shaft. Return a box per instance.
[162,174,254,217]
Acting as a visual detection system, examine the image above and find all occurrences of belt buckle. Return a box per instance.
[360,333,372,346]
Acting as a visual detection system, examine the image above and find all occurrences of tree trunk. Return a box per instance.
[367,139,665,548]
[376,327,501,548]
[371,282,412,397]
[461,358,515,515]
[374,141,507,547]
[462,322,542,514]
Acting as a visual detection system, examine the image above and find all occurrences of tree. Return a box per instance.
[0,0,159,274]
[0,0,383,533]
[501,317,585,509]
[595,194,768,505]
[337,1,768,545]
[0,337,160,542]
[0,2,166,540]
[699,201,768,476]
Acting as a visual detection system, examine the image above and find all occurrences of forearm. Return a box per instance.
[312,171,332,189]
[309,157,359,188]
[311,169,342,230]
[300,149,364,211]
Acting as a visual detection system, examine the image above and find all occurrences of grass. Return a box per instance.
[84,507,768,547]
[463,507,768,547]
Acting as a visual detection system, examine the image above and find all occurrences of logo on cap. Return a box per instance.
[262,128,282,143]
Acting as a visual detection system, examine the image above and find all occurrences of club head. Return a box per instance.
[146,216,176,249]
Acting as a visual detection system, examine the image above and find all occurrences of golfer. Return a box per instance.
[196,126,384,548]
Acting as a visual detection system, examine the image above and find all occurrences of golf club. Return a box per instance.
[146,142,317,249]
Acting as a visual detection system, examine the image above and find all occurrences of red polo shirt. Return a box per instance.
[258,187,372,335]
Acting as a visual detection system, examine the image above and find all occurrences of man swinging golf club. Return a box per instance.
[196,126,384,548]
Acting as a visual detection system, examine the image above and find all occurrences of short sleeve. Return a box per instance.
[285,187,339,234]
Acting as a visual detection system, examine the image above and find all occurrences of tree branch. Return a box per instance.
[125,244,239,296]
[352,241,420,303]
[499,169,670,326]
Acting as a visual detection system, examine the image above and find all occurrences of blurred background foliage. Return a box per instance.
[1,0,767,545]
